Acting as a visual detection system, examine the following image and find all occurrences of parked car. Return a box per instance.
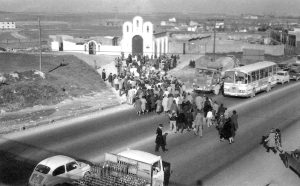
[284,149,300,175]
[28,155,91,186]
[289,68,300,81]
[276,71,290,84]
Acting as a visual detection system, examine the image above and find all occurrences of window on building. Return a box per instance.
[137,20,139,27]
[147,26,149,32]
[127,25,129,32]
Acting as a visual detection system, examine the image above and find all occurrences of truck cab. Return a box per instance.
[117,150,168,186]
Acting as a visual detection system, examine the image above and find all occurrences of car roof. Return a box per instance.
[118,150,161,165]
[38,155,76,170]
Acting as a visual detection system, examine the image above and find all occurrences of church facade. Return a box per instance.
[121,16,154,57]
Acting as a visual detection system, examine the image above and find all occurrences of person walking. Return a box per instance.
[155,124,167,152]
[108,73,113,86]
[193,110,204,137]
[168,110,177,133]
[140,96,147,114]
[221,117,235,144]
[206,108,213,127]
[230,110,238,142]
[155,97,163,114]
[264,129,278,153]
[134,97,142,115]
[102,69,106,81]
[176,111,186,133]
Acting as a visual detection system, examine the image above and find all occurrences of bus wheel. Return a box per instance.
[266,84,271,92]
[250,90,255,98]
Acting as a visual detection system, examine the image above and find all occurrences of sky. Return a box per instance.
[0,0,299,16]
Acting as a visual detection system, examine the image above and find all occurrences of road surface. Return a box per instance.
[0,81,300,185]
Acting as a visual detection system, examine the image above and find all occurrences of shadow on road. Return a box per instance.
[279,153,300,178]
[0,137,89,185]
[0,149,35,185]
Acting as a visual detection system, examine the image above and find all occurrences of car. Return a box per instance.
[289,68,300,81]
[276,70,290,84]
[28,155,91,186]
[284,149,300,175]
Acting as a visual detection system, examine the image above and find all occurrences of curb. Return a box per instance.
[1,101,129,135]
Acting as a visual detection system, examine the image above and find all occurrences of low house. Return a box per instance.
[50,35,121,55]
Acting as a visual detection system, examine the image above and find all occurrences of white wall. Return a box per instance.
[51,41,59,51]
[154,35,169,57]
[63,40,86,53]
[0,22,16,29]
[99,45,121,55]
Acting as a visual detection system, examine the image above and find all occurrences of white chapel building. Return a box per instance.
[51,16,183,57]
[121,16,154,57]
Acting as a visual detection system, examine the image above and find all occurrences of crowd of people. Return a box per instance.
[101,54,241,151]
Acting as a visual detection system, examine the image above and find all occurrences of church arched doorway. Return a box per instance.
[89,41,96,55]
[132,35,143,56]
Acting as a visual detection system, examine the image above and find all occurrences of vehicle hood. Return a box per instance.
[29,171,47,186]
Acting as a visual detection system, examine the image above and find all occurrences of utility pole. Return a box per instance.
[38,16,42,72]
[208,18,224,62]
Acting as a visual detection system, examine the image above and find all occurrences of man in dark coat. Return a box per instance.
[230,110,238,142]
[155,124,167,152]
[108,73,113,86]
[102,69,106,81]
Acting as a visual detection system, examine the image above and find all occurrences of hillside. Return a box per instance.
[0,53,106,112]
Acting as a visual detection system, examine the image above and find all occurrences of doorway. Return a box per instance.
[132,35,143,56]
[89,41,96,55]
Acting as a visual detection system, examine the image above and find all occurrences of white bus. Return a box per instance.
[223,61,278,97]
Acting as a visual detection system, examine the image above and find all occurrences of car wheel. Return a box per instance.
[284,156,289,168]
[84,171,91,178]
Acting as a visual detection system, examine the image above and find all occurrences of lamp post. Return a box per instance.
[207,18,224,62]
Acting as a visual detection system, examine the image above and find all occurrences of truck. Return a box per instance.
[289,63,300,81]
[74,149,171,186]
[193,55,240,94]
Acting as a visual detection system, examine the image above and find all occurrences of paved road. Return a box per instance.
[0,81,300,185]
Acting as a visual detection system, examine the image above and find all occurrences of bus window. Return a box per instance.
[263,68,268,78]
[272,66,277,75]
[268,67,273,75]
[235,72,247,84]
[255,71,259,80]
[224,71,234,83]
[259,69,264,79]
[248,75,251,83]
[251,71,256,81]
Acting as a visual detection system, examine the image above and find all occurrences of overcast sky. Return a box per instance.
[1,0,299,16]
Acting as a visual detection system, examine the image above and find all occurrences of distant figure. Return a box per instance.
[230,110,238,142]
[193,110,204,137]
[107,73,113,86]
[102,69,106,81]
[155,124,167,152]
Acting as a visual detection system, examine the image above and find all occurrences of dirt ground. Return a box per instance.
[0,52,125,134]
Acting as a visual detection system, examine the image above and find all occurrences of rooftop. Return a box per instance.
[118,150,161,165]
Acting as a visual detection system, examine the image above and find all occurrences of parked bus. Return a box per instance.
[193,67,221,93]
[223,61,278,97]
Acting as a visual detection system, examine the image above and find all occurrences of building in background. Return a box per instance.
[0,21,16,29]
[121,16,153,57]
[50,35,121,55]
